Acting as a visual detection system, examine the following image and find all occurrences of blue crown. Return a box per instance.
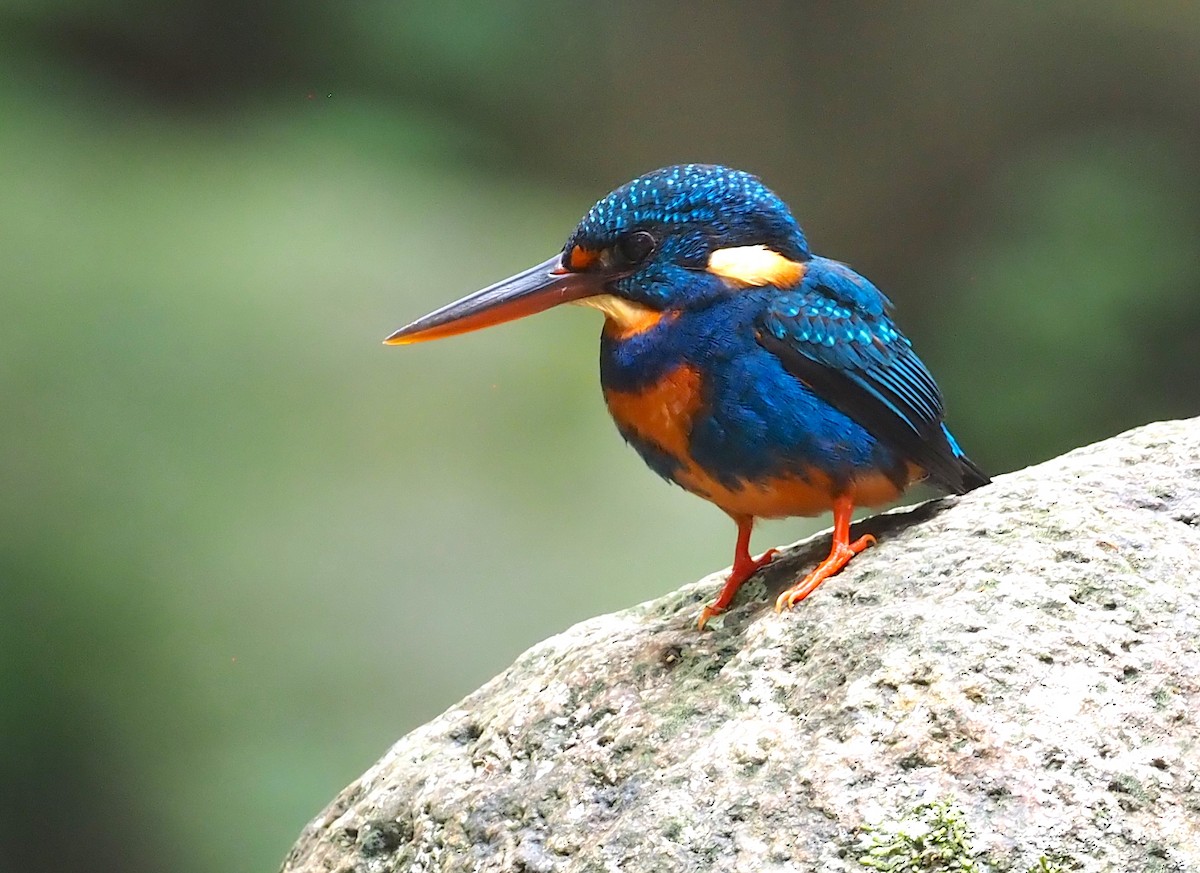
[568,164,809,261]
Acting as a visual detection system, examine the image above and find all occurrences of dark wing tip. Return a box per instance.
[951,453,991,494]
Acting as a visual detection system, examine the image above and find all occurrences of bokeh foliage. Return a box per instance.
[2,3,1198,872]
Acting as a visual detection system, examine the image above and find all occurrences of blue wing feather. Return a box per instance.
[756,257,987,493]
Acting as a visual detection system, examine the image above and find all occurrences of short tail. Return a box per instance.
[938,423,991,494]
[953,452,991,493]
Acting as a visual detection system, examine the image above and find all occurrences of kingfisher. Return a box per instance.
[386,164,988,628]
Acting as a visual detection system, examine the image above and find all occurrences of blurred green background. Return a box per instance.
[3,2,1199,871]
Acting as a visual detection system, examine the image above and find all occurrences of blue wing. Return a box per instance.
[755,257,988,493]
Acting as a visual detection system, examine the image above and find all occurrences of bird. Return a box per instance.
[385,164,989,628]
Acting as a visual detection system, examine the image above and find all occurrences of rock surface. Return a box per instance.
[282,419,1200,873]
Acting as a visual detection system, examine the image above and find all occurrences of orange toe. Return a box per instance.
[775,498,876,614]
[698,518,779,628]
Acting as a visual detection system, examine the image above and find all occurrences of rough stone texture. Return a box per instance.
[282,419,1200,873]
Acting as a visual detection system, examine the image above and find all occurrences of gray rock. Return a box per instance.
[281,418,1200,873]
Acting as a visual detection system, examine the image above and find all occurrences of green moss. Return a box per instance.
[357,818,409,857]
[1108,772,1150,808]
[856,799,978,871]
[655,699,704,740]
[1025,856,1071,873]
[855,800,1086,873]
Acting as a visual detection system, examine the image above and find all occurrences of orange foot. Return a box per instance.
[698,515,776,630]
[776,494,874,613]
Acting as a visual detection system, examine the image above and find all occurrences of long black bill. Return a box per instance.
[384,254,604,345]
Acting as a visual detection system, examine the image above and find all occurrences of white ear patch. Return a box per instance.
[707,245,806,288]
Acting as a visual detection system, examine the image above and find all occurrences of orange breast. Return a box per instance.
[604,364,705,466]
[605,365,921,519]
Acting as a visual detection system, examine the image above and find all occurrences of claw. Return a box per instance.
[775,495,872,613]
[698,517,777,629]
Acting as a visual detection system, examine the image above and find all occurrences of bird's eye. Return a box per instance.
[612,230,657,267]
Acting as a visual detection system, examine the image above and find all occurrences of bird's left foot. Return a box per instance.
[775,533,875,612]
[698,546,778,630]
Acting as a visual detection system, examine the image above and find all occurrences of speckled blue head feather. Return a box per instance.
[567,164,810,265]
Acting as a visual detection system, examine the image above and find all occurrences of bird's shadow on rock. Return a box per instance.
[680,495,957,648]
